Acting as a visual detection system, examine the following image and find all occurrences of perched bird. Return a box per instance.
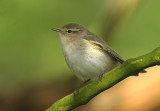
[52,23,125,85]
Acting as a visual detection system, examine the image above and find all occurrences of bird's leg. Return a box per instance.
[73,79,90,96]
[98,73,104,81]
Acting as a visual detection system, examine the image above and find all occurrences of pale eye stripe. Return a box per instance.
[63,28,80,31]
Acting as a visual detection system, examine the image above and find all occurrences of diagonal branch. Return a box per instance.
[47,47,160,111]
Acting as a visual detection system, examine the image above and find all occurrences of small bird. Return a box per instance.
[52,23,125,84]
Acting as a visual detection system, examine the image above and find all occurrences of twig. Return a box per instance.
[47,47,160,111]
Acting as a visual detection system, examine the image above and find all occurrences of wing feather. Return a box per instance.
[82,34,124,64]
[90,41,124,64]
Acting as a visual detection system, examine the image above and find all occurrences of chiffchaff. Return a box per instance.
[52,23,125,83]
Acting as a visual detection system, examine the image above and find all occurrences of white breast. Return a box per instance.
[60,37,119,81]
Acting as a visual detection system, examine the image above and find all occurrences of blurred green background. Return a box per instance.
[0,0,160,111]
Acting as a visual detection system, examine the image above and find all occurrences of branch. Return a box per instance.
[47,47,160,111]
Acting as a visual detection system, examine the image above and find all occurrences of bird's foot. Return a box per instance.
[98,73,104,81]
[73,79,91,96]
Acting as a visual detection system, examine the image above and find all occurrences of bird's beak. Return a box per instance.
[51,28,60,32]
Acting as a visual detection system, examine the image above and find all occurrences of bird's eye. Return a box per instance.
[67,30,72,33]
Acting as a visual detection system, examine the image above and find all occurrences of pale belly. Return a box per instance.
[62,42,119,81]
